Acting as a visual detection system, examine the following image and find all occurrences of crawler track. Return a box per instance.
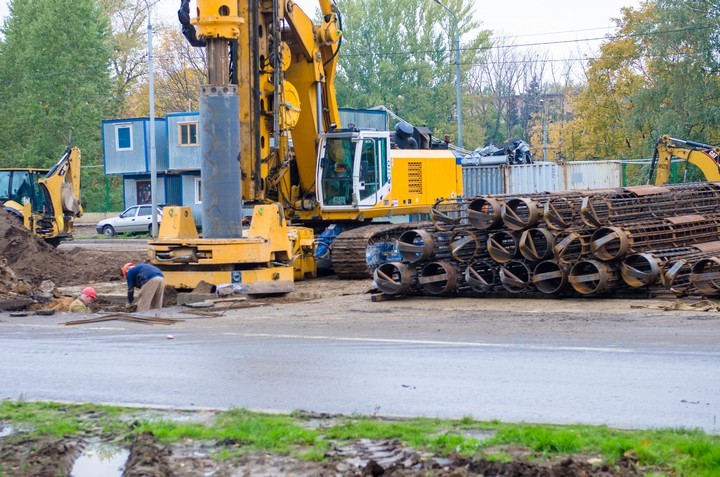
[331,222,433,278]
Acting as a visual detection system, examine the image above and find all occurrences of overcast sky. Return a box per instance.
[0,0,642,58]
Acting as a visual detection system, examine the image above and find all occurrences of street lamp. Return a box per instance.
[144,0,158,237]
[433,0,463,149]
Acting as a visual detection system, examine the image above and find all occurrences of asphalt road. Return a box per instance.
[1,289,718,433]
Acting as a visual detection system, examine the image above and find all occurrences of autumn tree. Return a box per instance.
[564,0,720,160]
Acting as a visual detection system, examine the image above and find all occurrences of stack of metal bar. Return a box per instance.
[372,182,720,298]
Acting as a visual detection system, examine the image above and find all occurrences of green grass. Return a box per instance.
[1,401,719,475]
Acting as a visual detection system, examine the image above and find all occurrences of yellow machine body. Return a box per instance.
[149,205,314,291]
[653,135,720,185]
[0,147,82,245]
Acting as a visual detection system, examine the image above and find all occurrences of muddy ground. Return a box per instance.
[0,417,640,477]
[0,211,151,312]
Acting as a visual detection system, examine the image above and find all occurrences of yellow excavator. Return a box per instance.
[149,0,463,291]
[1,147,83,246]
[650,134,720,185]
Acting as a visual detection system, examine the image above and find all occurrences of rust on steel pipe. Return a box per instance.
[430,198,472,231]
[519,227,555,261]
[552,230,591,263]
[467,197,504,230]
[620,244,720,288]
[690,257,720,296]
[501,197,540,231]
[532,260,570,294]
[569,259,619,295]
[581,183,720,228]
[620,253,664,288]
[450,230,484,264]
[499,260,534,293]
[543,196,583,230]
[397,229,451,263]
[373,262,415,296]
[662,257,697,296]
[487,230,521,263]
[419,261,458,295]
[661,242,720,295]
[464,260,497,293]
[590,214,719,262]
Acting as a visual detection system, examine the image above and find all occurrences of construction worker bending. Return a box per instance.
[122,262,165,312]
[69,287,97,314]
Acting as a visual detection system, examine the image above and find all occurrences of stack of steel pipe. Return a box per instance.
[374,182,720,298]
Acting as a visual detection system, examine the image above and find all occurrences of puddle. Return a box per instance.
[0,424,15,437]
[461,429,496,441]
[121,409,217,426]
[71,443,129,477]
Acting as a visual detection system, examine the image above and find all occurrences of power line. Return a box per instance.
[339,24,716,58]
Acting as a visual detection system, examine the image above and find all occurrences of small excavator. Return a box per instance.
[649,134,720,185]
[148,0,463,291]
[0,147,83,246]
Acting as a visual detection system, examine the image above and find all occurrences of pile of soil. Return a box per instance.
[0,210,147,308]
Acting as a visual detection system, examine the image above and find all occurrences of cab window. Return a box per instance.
[359,139,379,201]
[321,138,355,206]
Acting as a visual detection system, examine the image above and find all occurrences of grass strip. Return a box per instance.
[1,401,718,475]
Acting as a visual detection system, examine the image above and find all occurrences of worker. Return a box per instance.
[122,262,165,312]
[68,287,97,314]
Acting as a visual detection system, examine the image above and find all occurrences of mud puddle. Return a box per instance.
[71,442,128,477]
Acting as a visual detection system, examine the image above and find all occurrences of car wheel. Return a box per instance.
[102,225,116,237]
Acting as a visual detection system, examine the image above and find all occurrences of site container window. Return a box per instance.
[116,124,133,151]
[179,122,198,146]
[194,178,202,204]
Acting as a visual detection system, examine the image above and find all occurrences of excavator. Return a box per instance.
[649,134,720,185]
[0,147,83,246]
[148,0,462,290]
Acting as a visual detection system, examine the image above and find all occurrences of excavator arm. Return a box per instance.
[33,146,83,242]
[650,135,720,185]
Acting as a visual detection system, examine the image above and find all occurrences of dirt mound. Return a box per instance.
[0,210,146,288]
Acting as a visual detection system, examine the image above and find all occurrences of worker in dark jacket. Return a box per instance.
[122,262,165,312]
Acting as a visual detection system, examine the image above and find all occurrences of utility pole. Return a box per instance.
[540,99,547,162]
[145,0,158,237]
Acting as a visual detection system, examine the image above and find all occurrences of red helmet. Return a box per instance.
[81,287,97,300]
[121,262,136,277]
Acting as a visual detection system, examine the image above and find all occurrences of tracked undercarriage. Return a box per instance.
[330,222,434,278]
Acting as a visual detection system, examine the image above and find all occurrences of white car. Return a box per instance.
[96,205,163,237]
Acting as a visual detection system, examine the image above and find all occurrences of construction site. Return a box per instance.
[1,0,719,475]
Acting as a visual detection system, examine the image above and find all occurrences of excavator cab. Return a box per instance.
[317,130,389,210]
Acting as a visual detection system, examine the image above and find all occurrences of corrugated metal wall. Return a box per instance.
[506,162,559,194]
[462,161,623,197]
[462,165,505,196]
[562,161,622,190]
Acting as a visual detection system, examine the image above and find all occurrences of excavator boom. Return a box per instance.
[651,135,720,185]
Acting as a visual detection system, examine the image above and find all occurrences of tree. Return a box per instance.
[0,0,113,210]
[122,25,206,118]
[99,0,149,118]
[563,0,720,160]
[333,0,490,148]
